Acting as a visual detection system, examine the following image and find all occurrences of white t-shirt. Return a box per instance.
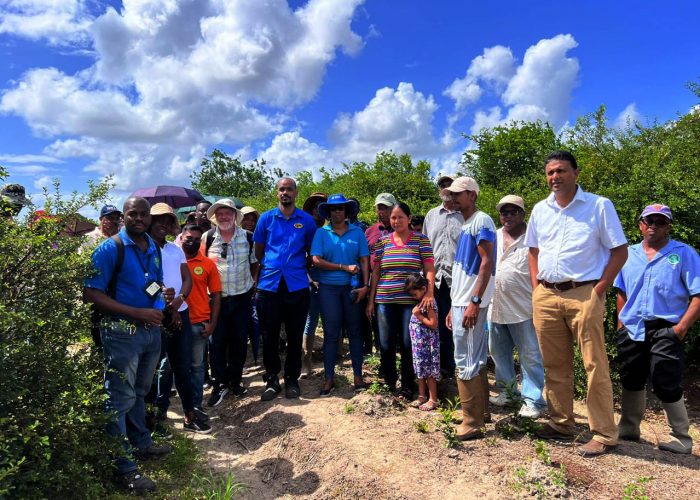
[162,241,188,312]
[450,211,497,307]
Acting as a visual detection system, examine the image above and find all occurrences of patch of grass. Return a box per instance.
[534,440,551,465]
[414,418,430,433]
[364,353,381,371]
[366,380,391,395]
[343,402,355,414]
[622,476,653,500]
[179,471,248,499]
[483,435,499,447]
[549,464,567,489]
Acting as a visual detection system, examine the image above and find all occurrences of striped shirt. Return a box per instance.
[374,231,434,304]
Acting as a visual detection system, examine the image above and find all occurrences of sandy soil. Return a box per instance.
[167,339,700,500]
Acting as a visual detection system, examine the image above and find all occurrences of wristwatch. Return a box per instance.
[470,295,482,305]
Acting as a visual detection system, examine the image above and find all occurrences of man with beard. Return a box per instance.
[254,178,317,400]
[83,197,174,494]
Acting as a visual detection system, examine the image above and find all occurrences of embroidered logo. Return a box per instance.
[294,223,303,229]
[193,266,204,276]
[667,254,680,265]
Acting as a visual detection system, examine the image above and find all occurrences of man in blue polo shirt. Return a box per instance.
[254,177,317,400]
[615,204,700,454]
[83,197,174,493]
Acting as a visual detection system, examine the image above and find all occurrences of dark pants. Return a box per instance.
[435,282,456,375]
[617,319,685,403]
[211,289,254,389]
[376,303,416,392]
[250,295,261,362]
[256,280,310,383]
[146,309,195,414]
[318,283,364,379]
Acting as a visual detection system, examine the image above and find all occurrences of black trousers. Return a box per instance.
[617,319,685,403]
[210,290,254,389]
[435,282,456,376]
[256,279,310,382]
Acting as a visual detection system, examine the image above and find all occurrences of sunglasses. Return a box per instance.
[220,242,230,259]
[499,209,522,217]
[641,217,670,227]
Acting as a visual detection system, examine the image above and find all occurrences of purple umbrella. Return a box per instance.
[130,185,205,209]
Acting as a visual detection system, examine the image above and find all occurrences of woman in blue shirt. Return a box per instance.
[311,194,370,396]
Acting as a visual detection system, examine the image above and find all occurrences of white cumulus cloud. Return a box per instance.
[613,102,642,129]
[0,0,94,45]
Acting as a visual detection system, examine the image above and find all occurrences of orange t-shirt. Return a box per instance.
[186,253,223,324]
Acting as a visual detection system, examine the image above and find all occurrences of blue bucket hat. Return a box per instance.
[317,194,359,220]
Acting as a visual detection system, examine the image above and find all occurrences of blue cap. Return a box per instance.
[640,203,672,221]
[100,205,121,218]
[317,194,359,220]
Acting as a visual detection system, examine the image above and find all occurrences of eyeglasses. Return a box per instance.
[499,209,522,217]
[220,242,230,259]
[641,217,670,227]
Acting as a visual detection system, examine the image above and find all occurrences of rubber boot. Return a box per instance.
[300,334,313,379]
[618,389,646,441]
[455,377,485,440]
[481,369,492,423]
[659,399,693,454]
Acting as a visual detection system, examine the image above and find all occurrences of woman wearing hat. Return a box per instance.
[310,194,370,395]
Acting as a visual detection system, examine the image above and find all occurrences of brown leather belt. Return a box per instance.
[539,279,597,292]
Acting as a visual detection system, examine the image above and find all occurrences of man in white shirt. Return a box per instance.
[526,151,628,457]
[488,195,545,418]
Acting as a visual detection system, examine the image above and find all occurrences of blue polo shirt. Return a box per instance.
[253,207,317,292]
[310,223,370,285]
[84,228,164,310]
[614,239,700,341]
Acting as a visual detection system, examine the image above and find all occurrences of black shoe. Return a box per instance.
[535,423,574,442]
[184,417,212,434]
[261,376,282,401]
[193,407,209,423]
[285,380,301,399]
[135,443,173,460]
[231,384,248,397]
[114,469,156,493]
[319,383,334,397]
[151,422,173,440]
[207,386,230,407]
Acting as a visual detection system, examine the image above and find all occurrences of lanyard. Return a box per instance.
[131,245,153,280]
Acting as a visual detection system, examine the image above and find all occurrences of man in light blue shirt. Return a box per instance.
[615,203,700,454]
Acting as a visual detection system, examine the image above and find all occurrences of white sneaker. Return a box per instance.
[489,392,512,407]
[518,405,542,419]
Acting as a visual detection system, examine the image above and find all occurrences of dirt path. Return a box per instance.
[169,347,700,499]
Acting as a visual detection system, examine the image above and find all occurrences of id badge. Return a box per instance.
[144,280,161,298]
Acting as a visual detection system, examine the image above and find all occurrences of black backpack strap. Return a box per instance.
[204,229,215,256]
[105,234,124,298]
[244,229,253,258]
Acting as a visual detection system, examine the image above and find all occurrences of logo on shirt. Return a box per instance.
[668,254,680,265]
[294,223,304,229]
[193,266,204,276]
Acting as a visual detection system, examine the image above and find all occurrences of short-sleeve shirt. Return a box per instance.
[491,228,532,324]
[451,211,497,308]
[365,222,393,270]
[253,207,317,293]
[186,253,223,324]
[374,231,434,304]
[423,204,464,289]
[84,227,164,312]
[525,186,627,283]
[310,223,370,285]
[614,240,700,341]
[162,241,188,312]
[204,227,256,297]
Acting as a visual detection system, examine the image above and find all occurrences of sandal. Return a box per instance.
[410,395,428,408]
[419,400,439,411]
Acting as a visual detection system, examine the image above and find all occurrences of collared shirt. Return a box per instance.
[525,186,627,283]
[451,211,497,308]
[311,223,370,285]
[491,227,532,324]
[205,227,257,297]
[253,207,316,293]
[365,221,393,270]
[84,227,163,310]
[423,203,464,289]
[186,252,222,324]
[78,226,107,254]
[161,241,188,312]
[615,240,700,341]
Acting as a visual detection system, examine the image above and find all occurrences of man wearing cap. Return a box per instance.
[444,177,496,440]
[423,174,463,379]
[204,199,258,407]
[254,178,316,400]
[488,195,546,418]
[526,150,627,457]
[83,197,174,493]
[1,183,29,219]
[615,204,700,454]
[83,205,122,248]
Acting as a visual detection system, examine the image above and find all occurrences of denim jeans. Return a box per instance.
[304,283,321,340]
[101,323,161,474]
[318,283,364,379]
[376,303,415,391]
[190,322,209,408]
[211,290,254,389]
[435,282,456,375]
[489,319,546,408]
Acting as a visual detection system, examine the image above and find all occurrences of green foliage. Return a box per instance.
[436,396,461,448]
[622,476,653,500]
[366,380,391,396]
[533,440,551,465]
[343,402,356,414]
[413,418,430,433]
[0,175,118,498]
[179,471,248,500]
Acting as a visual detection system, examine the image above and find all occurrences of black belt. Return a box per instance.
[539,279,597,292]
[645,318,675,330]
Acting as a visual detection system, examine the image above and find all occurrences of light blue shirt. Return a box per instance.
[525,186,627,283]
[310,223,369,285]
[615,240,700,341]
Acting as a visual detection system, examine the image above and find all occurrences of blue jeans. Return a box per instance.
[489,319,546,408]
[376,303,415,391]
[304,283,321,338]
[102,324,161,474]
[190,322,209,408]
[211,290,253,389]
[318,283,364,379]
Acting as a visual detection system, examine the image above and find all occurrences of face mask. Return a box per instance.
[182,240,201,253]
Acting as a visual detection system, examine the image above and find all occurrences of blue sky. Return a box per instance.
[1,0,699,208]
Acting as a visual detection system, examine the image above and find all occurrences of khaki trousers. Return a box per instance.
[532,283,618,446]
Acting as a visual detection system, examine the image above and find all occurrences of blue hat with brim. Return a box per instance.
[317,194,359,220]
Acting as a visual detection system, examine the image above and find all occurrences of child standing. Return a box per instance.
[405,273,440,411]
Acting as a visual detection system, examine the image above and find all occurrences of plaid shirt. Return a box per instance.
[206,227,257,297]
